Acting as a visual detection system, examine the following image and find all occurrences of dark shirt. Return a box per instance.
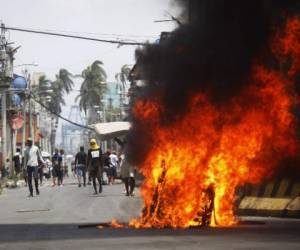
[52,153,62,169]
[13,154,21,167]
[13,153,21,172]
[87,148,102,169]
[103,154,110,167]
[75,151,87,165]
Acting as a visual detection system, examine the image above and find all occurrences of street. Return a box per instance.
[0,178,299,249]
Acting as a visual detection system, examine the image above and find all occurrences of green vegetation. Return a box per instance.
[75,60,107,124]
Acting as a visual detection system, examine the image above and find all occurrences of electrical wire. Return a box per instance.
[31,27,157,40]
[6,25,158,40]
[30,92,95,131]
[4,26,148,46]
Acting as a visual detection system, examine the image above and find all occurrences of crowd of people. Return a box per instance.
[8,137,136,197]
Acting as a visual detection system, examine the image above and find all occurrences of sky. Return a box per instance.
[0,0,180,145]
[1,0,180,80]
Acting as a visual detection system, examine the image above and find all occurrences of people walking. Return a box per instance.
[109,151,118,185]
[59,149,65,185]
[102,151,111,184]
[120,153,136,196]
[38,162,44,185]
[87,138,103,195]
[24,138,44,197]
[38,153,44,185]
[52,148,62,186]
[13,148,22,176]
[75,146,87,187]
[114,137,136,196]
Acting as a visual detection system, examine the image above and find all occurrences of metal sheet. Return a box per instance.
[91,122,130,140]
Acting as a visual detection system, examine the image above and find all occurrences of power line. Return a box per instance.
[30,92,95,131]
[6,25,158,40]
[31,27,157,40]
[4,26,148,46]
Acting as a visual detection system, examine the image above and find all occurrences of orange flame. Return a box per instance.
[127,17,300,228]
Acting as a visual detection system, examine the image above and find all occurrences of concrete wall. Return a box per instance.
[237,178,300,218]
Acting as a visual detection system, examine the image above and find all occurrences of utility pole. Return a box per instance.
[28,73,34,142]
[0,24,6,175]
[0,23,15,177]
[21,97,26,154]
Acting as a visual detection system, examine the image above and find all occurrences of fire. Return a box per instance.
[125,17,300,228]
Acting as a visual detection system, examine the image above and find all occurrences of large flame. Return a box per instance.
[126,17,300,228]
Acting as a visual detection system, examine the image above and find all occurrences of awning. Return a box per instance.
[41,151,51,158]
[91,122,130,140]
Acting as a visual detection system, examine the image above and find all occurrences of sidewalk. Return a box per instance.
[0,179,27,194]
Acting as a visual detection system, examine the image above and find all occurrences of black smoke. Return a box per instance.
[126,0,300,167]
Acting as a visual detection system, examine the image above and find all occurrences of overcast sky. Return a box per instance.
[0,0,180,145]
[0,0,179,82]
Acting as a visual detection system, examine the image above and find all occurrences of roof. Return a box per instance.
[91,122,130,140]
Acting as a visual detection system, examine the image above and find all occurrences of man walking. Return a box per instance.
[52,148,62,186]
[75,146,87,187]
[109,151,118,185]
[13,148,22,176]
[24,138,44,197]
[87,139,103,195]
[59,149,65,185]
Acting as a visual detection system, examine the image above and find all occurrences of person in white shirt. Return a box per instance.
[24,138,44,197]
[108,151,118,185]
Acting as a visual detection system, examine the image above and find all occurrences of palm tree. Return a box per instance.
[115,64,131,118]
[48,79,67,152]
[53,69,74,94]
[48,80,66,115]
[32,70,73,152]
[115,64,131,91]
[34,75,51,102]
[50,69,73,147]
[75,61,107,124]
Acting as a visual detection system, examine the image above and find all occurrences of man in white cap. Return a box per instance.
[24,137,44,197]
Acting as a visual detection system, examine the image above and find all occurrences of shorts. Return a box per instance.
[107,167,117,178]
[76,164,86,177]
[52,168,60,177]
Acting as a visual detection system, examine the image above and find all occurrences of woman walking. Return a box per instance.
[120,153,135,196]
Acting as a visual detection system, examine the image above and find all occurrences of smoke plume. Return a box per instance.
[126,0,300,168]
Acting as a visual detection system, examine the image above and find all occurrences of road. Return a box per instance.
[0,177,300,250]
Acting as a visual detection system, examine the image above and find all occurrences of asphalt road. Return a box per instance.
[0,177,300,250]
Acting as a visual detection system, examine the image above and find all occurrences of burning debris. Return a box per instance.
[122,0,300,228]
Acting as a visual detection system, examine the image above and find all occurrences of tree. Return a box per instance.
[48,80,66,115]
[36,69,73,152]
[53,69,74,94]
[75,61,107,124]
[35,69,73,114]
[47,77,66,152]
[33,75,50,101]
[115,64,131,118]
[115,64,131,91]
